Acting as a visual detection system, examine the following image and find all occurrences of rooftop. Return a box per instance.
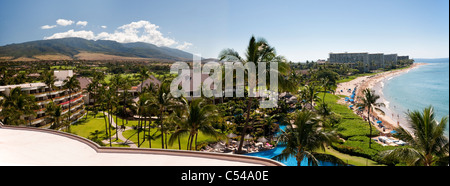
[0,126,282,166]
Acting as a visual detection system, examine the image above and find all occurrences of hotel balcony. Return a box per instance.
[61,102,84,115]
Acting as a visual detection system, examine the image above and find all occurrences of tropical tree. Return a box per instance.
[218,35,295,153]
[0,87,38,126]
[138,67,150,94]
[135,92,152,147]
[274,110,345,166]
[63,75,80,131]
[104,86,119,147]
[300,84,320,110]
[318,77,336,104]
[148,80,176,149]
[380,106,449,166]
[46,101,63,129]
[41,70,56,101]
[119,76,132,128]
[356,88,385,148]
[169,98,221,151]
[110,74,123,140]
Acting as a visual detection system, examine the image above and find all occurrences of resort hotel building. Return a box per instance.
[0,70,85,128]
[328,52,408,71]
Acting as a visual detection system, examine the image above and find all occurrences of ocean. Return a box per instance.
[382,58,449,137]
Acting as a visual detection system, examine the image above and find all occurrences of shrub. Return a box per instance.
[332,136,399,162]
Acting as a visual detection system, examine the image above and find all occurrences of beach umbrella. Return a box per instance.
[244,134,253,140]
[350,94,355,98]
[213,143,225,149]
[345,97,349,101]
[349,105,354,108]
[390,130,398,134]
[349,99,354,102]
[257,137,268,143]
[377,120,382,124]
[227,133,237,138]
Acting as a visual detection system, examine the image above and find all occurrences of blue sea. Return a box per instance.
[382,58,449,137]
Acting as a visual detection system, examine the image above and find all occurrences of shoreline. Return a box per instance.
[336,63,427,134]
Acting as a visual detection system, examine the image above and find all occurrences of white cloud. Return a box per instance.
[44,29,95,40]
[176,42,193,50]
[56,19,74,26]
[43,20,192,50]
[41,25,56,29]
[76,21,88,27]
[101,25,107,29]
[96,20,178,47]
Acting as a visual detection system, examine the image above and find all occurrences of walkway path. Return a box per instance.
[102,112,137,148]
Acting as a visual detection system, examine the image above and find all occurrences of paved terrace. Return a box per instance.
[0,126,283,166]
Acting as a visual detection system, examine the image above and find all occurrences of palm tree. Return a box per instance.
[63,75,80,131]
[41,70,56,101]
[380,106,449,166]
[319,77,336,104]
[110,74,123,140]
[0,87,38,126]
[167,104,187,150]
[300,84,320,110]
[45,101,62,129]
[138,67,149,94]
[104,86,119,147]
[218,35,294,153]
[274,110,344,166]
[148,80,175,149]
[136,92,152,147]
[170,98,221,150]
[97,83,109,137]
[119,76,132,128]
[356,88,385,148]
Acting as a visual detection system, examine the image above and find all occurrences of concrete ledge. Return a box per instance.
[1,126,284,166]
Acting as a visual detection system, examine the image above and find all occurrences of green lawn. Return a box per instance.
[70,112,124,147]
[103,73,140,84]
[319,147,383,166]
[121,123,222,150]
[337,72,377,84]
[72,112,223,149]
[322,93,404,164]
[323,93,379,139]
[50,65,76,70]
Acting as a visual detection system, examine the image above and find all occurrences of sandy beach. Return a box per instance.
[336,63,427,134]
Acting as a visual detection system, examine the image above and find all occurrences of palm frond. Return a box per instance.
[311,152,346,166]
[219,48,243,62]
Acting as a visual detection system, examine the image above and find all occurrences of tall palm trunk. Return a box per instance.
[237,97,253,154]
[103,111,108,136]
[178,135,181,150]
[67,91,72,131]
[160,107,165,149]
[137,114,141,147]
[189,133,195,150]
[367,108,372,148]
[108,107,112,147]
[194,132,198,151]
[187,134,191,150]
[115,110,118,140]
[296,147,303,166]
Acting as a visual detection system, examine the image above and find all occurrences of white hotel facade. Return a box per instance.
[0,70,85,128]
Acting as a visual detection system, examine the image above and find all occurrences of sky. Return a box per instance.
[0,0,448,61]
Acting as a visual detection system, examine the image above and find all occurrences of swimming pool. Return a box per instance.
[245,125,337,166]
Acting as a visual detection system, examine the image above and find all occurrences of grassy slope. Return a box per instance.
[322,93,402,164]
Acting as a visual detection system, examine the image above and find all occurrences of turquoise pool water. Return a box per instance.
[245,125,337,166]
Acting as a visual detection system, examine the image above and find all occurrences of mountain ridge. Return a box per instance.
[0,37,194,61]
